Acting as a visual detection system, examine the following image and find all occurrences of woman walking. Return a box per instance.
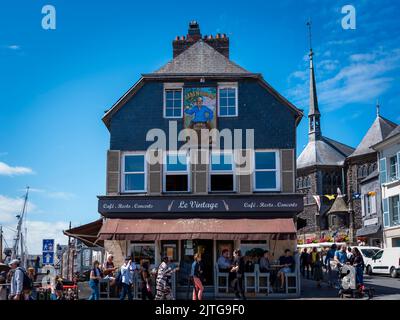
[88,260,102,300]
[352,247,365,287]
[313,252,323,288]
[140,262,154,300]
[192,254,204,300]
[155,256,179,300]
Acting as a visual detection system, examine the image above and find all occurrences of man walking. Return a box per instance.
[231,249,246,300]
[119,256,135,300]
[8,259,25,300]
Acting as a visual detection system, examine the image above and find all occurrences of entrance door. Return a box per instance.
[179,239,214,286]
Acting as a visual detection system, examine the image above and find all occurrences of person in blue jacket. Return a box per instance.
[185,96,214,129]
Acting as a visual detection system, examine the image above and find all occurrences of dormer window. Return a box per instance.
[218,83,238,117]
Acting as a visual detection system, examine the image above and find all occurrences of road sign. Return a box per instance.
[43,252,54,265]
[42,239,54,252]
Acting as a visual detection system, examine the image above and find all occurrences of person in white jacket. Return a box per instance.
[119,256,136,300]
[8,259,24,300]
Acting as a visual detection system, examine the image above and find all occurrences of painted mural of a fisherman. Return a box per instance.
[184,96,214,130]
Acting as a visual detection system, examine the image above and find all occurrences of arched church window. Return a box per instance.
[357,167,363,178]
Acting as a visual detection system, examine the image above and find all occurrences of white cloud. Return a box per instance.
[0,161,34,176]
[7,45,20,50]
[287,48,400,111]
[0,195,37,223]
[2,220,69,255]
[47,191,76,200]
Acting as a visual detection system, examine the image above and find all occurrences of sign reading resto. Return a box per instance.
[98,195,303,214]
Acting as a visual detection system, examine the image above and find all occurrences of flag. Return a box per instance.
[353,193,361,199]
[368,191,376,196]
[313,195,321,210]
[324,194,336,200]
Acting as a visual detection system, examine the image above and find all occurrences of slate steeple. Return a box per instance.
[307,21,321,141]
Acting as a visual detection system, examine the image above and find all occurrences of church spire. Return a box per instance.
[376,99,380,117]
[307,20,321,141]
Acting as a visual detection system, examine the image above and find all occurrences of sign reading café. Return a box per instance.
[98,194,303,218]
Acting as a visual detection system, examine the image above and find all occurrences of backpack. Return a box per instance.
[17,267,33,291]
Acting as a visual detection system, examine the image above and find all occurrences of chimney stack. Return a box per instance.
[172,22,230,58]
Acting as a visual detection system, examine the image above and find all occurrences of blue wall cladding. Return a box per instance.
[109,79,297,151]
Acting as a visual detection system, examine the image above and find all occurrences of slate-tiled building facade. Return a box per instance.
[97,22,304,298]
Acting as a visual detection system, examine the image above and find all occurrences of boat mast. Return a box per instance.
[11,187,29,262]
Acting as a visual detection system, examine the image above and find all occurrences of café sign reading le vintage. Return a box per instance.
[98,195,303,214]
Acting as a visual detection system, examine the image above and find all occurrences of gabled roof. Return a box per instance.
[151,40,252,75]
[102,39,303,129]
[297,136,354,170]
[348,116,397,158]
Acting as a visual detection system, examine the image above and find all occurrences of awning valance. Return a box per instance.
[98,218,296,241]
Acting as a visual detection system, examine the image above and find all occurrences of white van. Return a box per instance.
[365,247,400,278]
[352,246,381,271]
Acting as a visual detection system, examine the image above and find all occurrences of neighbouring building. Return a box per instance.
[96,21,304,298]
[373,125,400,248]
[295,47,397,245]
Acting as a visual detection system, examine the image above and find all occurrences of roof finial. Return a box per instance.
[306,19,313,57]
[376,99,380,117]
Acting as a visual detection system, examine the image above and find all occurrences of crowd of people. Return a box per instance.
[1,247,299,301]
[300,244,365,289]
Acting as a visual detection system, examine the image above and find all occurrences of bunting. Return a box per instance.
[324,194,336,200]
[313,195,321,210]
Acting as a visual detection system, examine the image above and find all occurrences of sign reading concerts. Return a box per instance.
[98,195,303,215]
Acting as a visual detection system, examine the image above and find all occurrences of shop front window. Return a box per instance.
[130,243,155,265]
[240,240,268,272]
[161,240,179,262]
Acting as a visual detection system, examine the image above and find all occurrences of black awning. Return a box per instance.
[356,224,381,237]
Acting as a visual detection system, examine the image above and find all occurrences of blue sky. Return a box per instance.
[1,0,399,253]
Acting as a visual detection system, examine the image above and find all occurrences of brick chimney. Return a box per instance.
[172,21,230,58]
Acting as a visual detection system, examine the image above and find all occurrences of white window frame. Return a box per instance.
[390,195,400,225]
[389,155,398,181]
[218,83,238,117]
[163,84,183,119]
[121,152,147,193]
[253,150,281,192]
[163,151,191,193]
[209,150,236,192]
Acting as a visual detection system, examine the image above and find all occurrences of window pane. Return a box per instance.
[211,153,233,171]
[219,98,227,107]
[174,90,181,100]
[255,152,276,170]
[125,173,145,191]
[165,108,174,117]
[220,89,228,98]
[166,99,174,107]
[219,107,227,116]
[228,97,236,107]
[125,155,145,172]
[227,106,236,116]
[166,91,173,99]
[166,154,187,172]
[173,108,182,117]
[165,175,188,192]
[255,171,277,189]
[210,174,234,191]
[131,245,155,265]
[227,88,236,97]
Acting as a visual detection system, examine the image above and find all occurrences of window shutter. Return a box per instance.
[371,195,377,214]
[361,195,366,217]
[397,152,400,179]
[382,198,390,228]
[379,158,387,184]
[106,150,120,195]
[281,149,294,193]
